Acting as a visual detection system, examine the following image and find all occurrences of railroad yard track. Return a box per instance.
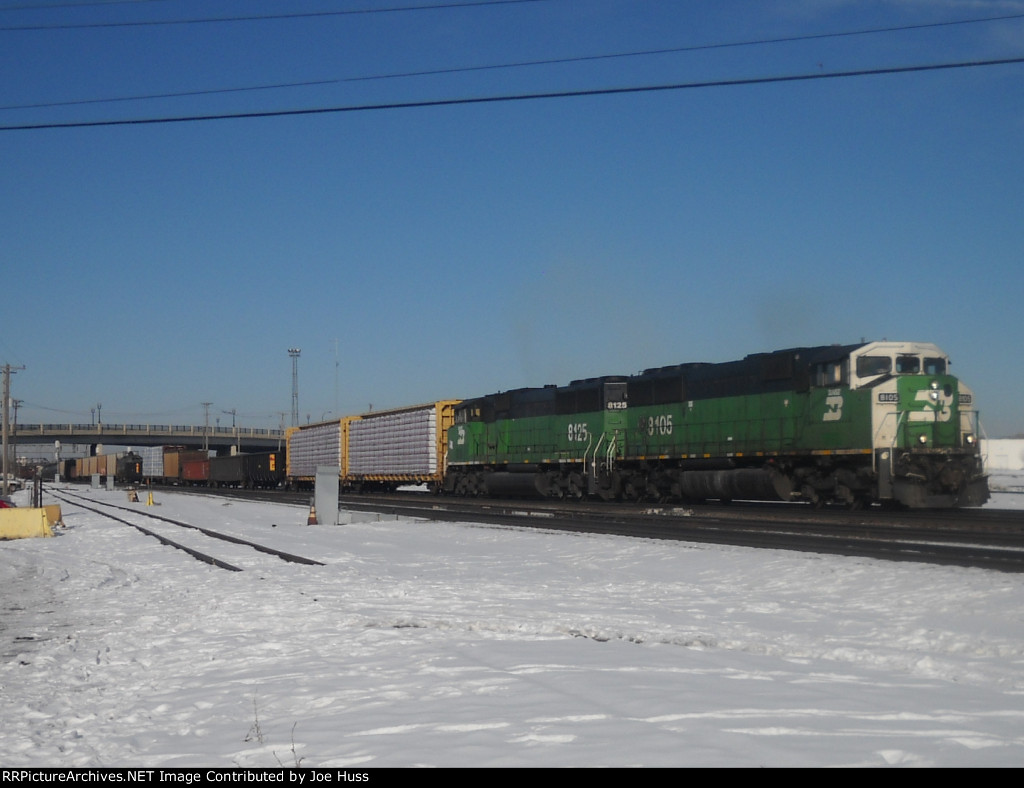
[49,487,324,572]
[134,484,1024,573]
[349,495,1024,572]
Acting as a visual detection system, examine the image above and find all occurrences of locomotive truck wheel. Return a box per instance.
[801,484,824,509]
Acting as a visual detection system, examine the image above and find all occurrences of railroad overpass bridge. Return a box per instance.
[9,423,287,455]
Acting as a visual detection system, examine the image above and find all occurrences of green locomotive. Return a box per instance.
[444,341,988,508]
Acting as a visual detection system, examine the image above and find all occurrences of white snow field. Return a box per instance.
[2,480,1023,768]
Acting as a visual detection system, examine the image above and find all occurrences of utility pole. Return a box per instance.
[2,364,25,497]
[277,412,287,451]
[288,348,301,427]
[201,402,212,452]
[223,408,238,451]
[333,338,339,415]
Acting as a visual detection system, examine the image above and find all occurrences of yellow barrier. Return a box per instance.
[0,507,56,540]
[44,505,63,529]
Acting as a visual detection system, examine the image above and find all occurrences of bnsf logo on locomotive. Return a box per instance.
[823,390,843,422]
[910,389,953,422]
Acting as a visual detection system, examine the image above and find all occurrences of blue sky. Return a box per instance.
[2,0,1022,437]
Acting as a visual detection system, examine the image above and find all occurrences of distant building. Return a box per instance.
[983,439,1024,471]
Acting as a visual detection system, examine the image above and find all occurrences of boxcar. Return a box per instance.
[162,449,209,484]
[181,457,210,484]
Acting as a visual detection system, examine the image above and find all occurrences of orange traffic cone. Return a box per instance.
[307,501,318,525]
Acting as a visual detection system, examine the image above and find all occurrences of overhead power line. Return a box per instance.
[3,11,1023,112]
[0,0,547,29]
[0,78,341,111]
[3,55,1022,132]
[0,1,168,10]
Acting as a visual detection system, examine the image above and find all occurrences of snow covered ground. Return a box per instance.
[2,479,1024,768]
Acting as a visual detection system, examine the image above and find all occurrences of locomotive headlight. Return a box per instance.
[965,434,976,446]
[929,390,940,402]
[918,434,929,445]
[930,380,940,390]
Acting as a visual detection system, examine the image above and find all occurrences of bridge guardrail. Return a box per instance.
[11,424,285,439]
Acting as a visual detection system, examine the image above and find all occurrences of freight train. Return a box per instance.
[71,340,989,509]
[63,448,286,489]
[64,452,144,485]
[441,340,988,509]
[150,448,286,489]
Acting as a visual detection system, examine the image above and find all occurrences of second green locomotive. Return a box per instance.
[444,341,988,508]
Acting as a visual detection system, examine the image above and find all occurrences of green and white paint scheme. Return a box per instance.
[446,341,987,508]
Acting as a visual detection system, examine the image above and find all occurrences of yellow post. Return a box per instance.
[147,491,154,506]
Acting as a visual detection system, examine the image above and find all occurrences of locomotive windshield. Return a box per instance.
[856,354,947,379]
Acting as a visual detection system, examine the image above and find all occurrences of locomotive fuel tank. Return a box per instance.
[676,467,794,503]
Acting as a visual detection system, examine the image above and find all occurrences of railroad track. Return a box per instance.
[330,495,1024,572]
[49,487,324,572]
[71,483,1024,572]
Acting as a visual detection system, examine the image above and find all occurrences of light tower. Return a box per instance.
[288,348,301,427]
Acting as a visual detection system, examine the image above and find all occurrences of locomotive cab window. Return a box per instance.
[856,355,892,378]
[896,355,921,374]
[924,357,947,375]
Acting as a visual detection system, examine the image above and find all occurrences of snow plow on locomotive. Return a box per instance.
[443,341,988,509]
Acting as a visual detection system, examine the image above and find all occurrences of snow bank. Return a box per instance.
[1,485,1023,767]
